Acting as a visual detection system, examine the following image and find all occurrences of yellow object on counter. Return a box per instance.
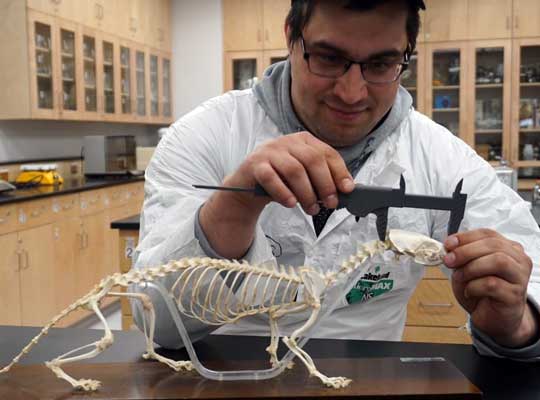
[15,170,64,185]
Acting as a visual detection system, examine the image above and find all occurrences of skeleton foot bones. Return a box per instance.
[0,229,445,391]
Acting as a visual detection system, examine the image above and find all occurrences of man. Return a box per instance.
[133,0,540,359]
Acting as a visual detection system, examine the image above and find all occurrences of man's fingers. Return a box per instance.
[445,237,529,272]
[288,145,338,209]
[463,276,526,306]
[451,252,527,286]
[252,161,298,209]
[445,228,500,251]
[304,133,354,195]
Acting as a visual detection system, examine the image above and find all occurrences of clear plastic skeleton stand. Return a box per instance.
[134,259,370,382]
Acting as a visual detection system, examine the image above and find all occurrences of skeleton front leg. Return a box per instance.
[109,291,193,372]
[281,303,351,389]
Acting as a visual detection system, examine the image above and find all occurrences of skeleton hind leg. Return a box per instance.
[44,299,115,391]
[109,291,193,372]
[281,304,352,389]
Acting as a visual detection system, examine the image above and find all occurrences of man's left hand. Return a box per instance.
[444,229,539,348]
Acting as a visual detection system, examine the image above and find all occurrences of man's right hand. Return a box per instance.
[199,131,355,259]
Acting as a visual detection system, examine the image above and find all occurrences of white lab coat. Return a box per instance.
[134,89,540,352]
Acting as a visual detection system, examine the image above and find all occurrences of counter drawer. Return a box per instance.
[125,181,144,204]
[80,189,106,215]
[106,185,130,209]
[0,204,17,235]
[407,280,467,327]
[16,198,54,229]
[51,194,79,219]
[402,326,472,344]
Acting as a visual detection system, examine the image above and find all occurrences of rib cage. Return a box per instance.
[171,260,304,325]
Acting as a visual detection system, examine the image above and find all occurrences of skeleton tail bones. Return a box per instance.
[0,230,446,391]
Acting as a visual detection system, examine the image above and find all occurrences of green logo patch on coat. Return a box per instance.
[345,267,394,304]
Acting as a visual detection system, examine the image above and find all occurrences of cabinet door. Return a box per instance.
[159,0,172,52]
[510,39,540,178]
[262,0,289,50]
[56,19,82,119]
[467,40,511,163]
[149,52,160,120]
[27,0,79,22]
[224,51,264,92]
[119,41,136,120]
[400,44,426,113]
[19,224,56,326]
[80,26,101,119]
[101,37,121,120]
[52,217,79,314]
[426,43,467,139]
[161,55,173,121]
[0,233,21,326]
[76,212,106,297]
[28,10,59,119]
[262,49,288,70]
[223,0,264,51]
[85,0,118,33]
[135,48,147,120]
[467,0,512,40]
[423,0,468,42]
[513,0,540,39]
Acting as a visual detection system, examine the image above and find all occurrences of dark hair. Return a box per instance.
[286,0,425,59]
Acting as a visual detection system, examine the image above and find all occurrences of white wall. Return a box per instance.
[171,0,223,119]
[0,121,158,163]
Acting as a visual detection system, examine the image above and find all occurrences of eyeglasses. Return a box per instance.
[299,36,409,84]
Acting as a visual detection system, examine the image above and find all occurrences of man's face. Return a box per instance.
[288,1,409,147]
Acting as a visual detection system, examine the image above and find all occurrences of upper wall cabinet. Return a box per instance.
[25,0,171,51]
[0,0,173,124]
[423,0,468,42]
[513,0,540,38]
[223,0,289,51]
[467,0,513,40]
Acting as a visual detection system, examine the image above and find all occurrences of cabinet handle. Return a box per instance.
[130,17,137,33]
[418,302,453,308]
[62,203,73,210]
[265,29,269,42]
[30,209,41,218]
[83,231,89,249]
[78,232,84,250]
[514,16,519,30]
[257,29,262,43]
[95,3,103,20]
[16,250,23,271]
[18,250,29,270]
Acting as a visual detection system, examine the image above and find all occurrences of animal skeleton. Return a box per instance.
[0,229,446,391]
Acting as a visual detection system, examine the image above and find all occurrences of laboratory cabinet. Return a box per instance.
[0,0,173,124]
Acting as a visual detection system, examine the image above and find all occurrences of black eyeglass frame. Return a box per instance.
[299,35,410,84]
